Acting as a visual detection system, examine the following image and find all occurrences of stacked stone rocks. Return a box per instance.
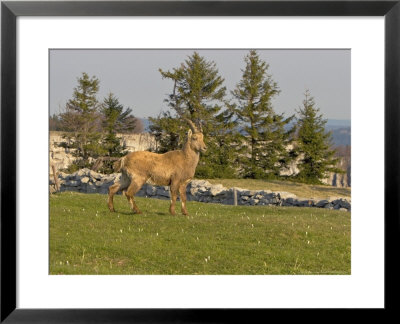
[50,169,351,212]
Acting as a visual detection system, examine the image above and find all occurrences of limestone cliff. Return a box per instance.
[49,132,350,187]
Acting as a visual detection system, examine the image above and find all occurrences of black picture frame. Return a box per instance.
[1,0,399,322]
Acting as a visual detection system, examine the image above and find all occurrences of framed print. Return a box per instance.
[1,0,399,322]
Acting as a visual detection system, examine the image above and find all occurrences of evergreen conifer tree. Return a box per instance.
[295,90,342,183]
[60,72,105,169]
[231,50,295,179]
[100,93,137,157]
[148,111,182,153]
[151,52,238,178]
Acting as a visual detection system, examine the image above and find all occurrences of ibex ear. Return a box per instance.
[188,129,192,137]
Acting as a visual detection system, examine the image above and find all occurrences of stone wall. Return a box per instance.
[50,168,351,212]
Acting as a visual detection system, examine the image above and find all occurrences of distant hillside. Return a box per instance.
[325,119,351,129]
[325,120,351,146]
[330,127,351,146]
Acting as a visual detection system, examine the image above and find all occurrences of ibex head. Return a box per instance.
[185,118,207,153]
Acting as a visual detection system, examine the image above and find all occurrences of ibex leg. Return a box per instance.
[108,174,130,212]
[169,182,179,215]
[179,184,188,216]
[108,183,121,212]
[125,177,146,214]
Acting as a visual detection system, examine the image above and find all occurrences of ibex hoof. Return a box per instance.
[109,208,115,212]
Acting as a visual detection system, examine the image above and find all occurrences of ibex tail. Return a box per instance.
[113,158,124,172]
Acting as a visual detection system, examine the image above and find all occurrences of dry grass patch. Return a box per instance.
[206,178,350,200]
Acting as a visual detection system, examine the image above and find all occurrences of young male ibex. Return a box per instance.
[108,119,207,215]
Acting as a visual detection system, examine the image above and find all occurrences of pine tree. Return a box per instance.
[231,50,295,179]
[151,52,238,178]
[59,72,105,169]
[49,113,62,131]
[148,111,182,153]
[195,107,240,179]
[159,52,226,126]
[295,90,342,183]
[100,93,137,157]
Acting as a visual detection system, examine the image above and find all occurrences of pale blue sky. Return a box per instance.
[49,49,350,120]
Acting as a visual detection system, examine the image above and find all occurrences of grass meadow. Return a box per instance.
[50,192,351,275]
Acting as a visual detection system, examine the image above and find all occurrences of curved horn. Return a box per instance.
[198,121,203,133]
[184,118,197,133]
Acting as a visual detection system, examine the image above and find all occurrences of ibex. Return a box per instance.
[108,119,207,215]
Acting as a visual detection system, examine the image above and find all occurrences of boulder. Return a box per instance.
[95,180,105,187]
[86,183,98,193]
[297,199,315,207]
[80,177,90,184]
[75,168,90,178]
[333,198,351,210]
[136,189,146,197]
[269,198,280,205]
[249,198,259,205]
[316,199,329,208]
[190,179,212,188]
[156,187,170,198]
[101,182,112,189]
[146,184,157,196]
[64,180,79,187]
[282,197,297,206]
[102,176,116,183]
[89,170,102,181]
[209,184,227,197]
[277,191,297,199]
[239,189,257,196]
[190,187,200,196]
[58,172,68,180]
[254,194,264,200]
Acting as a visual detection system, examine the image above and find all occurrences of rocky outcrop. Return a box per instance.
[118,133,157,152]
[49,131,156,170]
[321,159,351,187]
[49,132,77,170]
[50,169,351,212]
[49,132,350,187]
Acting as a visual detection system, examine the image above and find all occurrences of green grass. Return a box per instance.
[50,192,351,275]
[206,178,351,200]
